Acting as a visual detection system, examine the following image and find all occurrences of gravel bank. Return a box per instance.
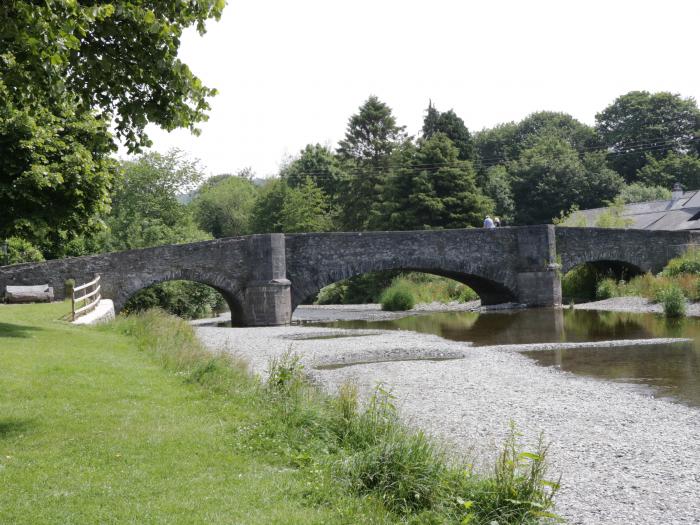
[575,296,700,316]
[196,322,700,525]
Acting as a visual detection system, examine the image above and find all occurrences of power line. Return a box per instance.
[278,136,699,180]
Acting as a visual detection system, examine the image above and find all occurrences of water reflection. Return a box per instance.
[317,309,700,407]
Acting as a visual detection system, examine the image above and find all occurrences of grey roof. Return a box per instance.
[576,190,700,231]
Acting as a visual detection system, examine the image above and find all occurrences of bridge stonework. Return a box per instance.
[2,225,698,326]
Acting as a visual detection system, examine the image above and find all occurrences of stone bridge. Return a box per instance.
[1,225,698,326]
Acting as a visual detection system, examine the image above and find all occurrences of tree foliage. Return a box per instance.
[250,178,333,234]
[595,91,700,181]
[99,150,209,252]
[337,96,406,230]
[637,152,700,190]
[191,172,258,238]
[510,137,622,224]
[0,0,224,260]
[283,144,346,205]
[617,182,671,204]
[0,90,114,257]
[383,133,492,230]
[0,0,224,152]
[422,102,475,160]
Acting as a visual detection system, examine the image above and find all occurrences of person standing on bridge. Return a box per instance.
[483,216,495,229]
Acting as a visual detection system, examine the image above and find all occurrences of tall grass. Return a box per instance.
[380,281,416,311]
[114,309,560,523]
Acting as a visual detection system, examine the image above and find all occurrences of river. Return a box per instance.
[309,308,700,407]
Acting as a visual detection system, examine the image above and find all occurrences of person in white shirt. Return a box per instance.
[483,216,495,228]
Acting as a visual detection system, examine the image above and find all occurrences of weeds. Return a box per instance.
[656,284,686,318]
[380,281,416,311]
[114,310,561,523]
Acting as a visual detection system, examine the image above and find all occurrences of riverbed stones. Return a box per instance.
[196,306,700,525]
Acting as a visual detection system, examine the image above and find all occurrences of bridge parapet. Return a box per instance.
[2,226,696,326]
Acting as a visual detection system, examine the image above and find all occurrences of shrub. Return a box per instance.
[562,265,601,301]
[656,285,686,318]
[4,237,44,265]
[595,278,618,300]
[315,281,347,305]
[662,249,700,277]
[380,281,415,311]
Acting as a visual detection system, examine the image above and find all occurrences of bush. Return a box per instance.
[595,278,618,300]
[662,249,700,277]
[656,285,686,318]
[4,237,44,265]
[123,280,227,319]
[380,281,415,311]
[562,265,601,301]
[315,281,347,305]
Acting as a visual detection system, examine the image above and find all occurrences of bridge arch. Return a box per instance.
[113,267,244,319]
[293,265,516,312]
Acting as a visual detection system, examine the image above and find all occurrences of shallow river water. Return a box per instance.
[313,308,700,407]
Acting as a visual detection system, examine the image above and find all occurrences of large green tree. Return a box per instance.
[0,1,224,257]
[636,152,700,191]
[0,89,114,257]
[382,133,492,230]
[1,0,224,152]
[422,102,475,161]
[191,172,258,238]
[99,150,209,252]
[510,137,623,224]
[473,112,597,170]
[336,96,406,230]
[595,91,700,181]
[250,178,333,234]
[283,144,346,205]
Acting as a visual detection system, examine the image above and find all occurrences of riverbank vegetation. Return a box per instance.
[317,272,478,310]
[0,303,560,523]
[563,249,700,317]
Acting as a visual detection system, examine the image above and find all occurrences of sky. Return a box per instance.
[136,0,700,178]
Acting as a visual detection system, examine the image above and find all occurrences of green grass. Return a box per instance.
[0,303,560,524]
[0,303,390,524]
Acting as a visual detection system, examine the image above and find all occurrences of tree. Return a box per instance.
[336,96,406,230]
[510,137,622,224]
[617,183,671,204]
[0,91,114,257]
[250,178,333,234]
[99,150,209,252]
[191,172,258,238]
[421,102,475,160]
[473,112,597,170]
[595,91,700,181]
[481,165,515,224]
[0,1,223,257]
[637,152,700,190]
[283,144,346,205]
[0,1,224,153]
[382,133,492,230]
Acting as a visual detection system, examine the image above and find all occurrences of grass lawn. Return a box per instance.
[0,303,390,524]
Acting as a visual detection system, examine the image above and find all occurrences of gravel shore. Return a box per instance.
[575,296,700,316]
[196,308,700,525]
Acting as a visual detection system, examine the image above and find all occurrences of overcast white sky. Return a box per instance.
[137,0,700,178]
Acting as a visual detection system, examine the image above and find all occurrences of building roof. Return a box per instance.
[577,190,700,231]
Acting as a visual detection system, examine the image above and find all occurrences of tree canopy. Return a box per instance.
[422,102,475,161]
[595,91,700,181]
[0,0,224,257]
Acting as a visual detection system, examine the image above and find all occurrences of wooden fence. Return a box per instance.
[72,275,101,321]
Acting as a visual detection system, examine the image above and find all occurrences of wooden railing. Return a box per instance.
[72,275,101,321]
